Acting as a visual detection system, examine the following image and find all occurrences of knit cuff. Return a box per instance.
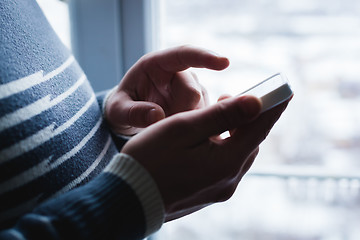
[104,153,165,237]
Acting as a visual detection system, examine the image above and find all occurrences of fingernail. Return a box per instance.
[147,108,163,124]
[207,50,227,59]
[147,109,157,123]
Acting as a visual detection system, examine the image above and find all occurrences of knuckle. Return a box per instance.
[138,52,159,70]
[190,71,199,82]
[175,46,189,69]
[216,184,237,202]
[178,44,192,51]
[139,52,152,64]
[186,86,202,104]
[128,104,141,126]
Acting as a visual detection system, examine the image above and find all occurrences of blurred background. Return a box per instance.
[38,0,360,239]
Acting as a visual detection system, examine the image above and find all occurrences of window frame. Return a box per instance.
[68,0,159,92]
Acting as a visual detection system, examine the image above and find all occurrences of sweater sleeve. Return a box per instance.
[0,153,165,240]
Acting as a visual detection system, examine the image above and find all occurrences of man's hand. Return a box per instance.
[121,95,290,221]
[105,45,230,136]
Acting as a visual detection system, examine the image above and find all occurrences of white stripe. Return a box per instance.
[0,93,96,164]
[52,114,101,168]
[0,124,56,163]
[0,136,109,222]
[53,93,96,135]
[0,116,103,195]
[0,56,75,100]
[0,135,110,222]
[50,136,112,199]
[0,74,86,132]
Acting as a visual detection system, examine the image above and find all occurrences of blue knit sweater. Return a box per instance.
[0,1,164,239]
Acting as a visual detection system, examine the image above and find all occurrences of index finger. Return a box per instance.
[143,45,230,73]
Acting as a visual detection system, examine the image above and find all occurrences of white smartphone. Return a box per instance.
[238,73,293,113]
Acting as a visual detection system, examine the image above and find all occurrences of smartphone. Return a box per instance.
[238,73,293,113]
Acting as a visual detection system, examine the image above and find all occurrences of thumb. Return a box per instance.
[107,94,166,129]
[188,96,261,139]
[125,101,166,128]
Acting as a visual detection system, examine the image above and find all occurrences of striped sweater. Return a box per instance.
[0,0,164,239]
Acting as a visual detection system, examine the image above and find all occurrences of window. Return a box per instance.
[154,1,360,239]
[37,0,71,49]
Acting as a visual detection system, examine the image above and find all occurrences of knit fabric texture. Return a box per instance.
[0,0,120,228]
